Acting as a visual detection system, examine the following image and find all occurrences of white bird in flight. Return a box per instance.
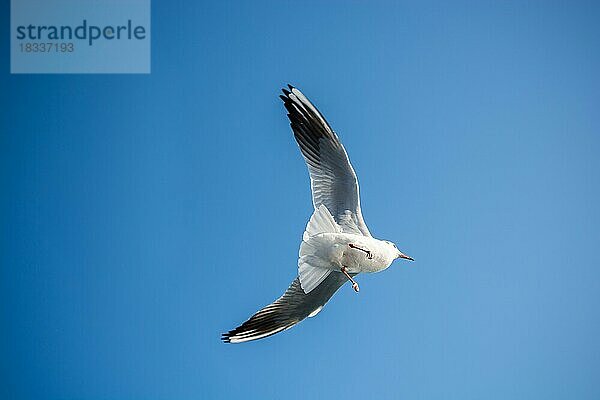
[222,85,413,343]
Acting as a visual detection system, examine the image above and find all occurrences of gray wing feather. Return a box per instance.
[221,272,349,343]
[280,85,371,237]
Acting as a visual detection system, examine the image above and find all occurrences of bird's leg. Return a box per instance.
[348,243,373,259]
[341,266,360,293]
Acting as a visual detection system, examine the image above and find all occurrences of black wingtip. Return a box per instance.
[221,332,232,343]
[287,84,295,90]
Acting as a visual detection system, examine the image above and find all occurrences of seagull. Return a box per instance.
[222,85,413,343]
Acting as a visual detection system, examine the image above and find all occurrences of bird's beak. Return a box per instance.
[397,252,414,261]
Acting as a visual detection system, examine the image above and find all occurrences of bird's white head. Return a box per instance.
[383,240,414,262]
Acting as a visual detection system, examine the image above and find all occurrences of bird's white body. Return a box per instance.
[303,233,397,274]
[296,203,405,293]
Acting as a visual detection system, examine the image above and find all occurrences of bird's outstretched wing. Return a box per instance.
[221,272,349,343]
[280,85,371,236]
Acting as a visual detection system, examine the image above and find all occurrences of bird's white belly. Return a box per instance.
[312,233,392,274]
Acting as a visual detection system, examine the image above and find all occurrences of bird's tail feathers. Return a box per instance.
[298,205,341,294]
[302,204,341,241]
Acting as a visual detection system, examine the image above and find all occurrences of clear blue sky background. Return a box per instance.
[2,1,599,399]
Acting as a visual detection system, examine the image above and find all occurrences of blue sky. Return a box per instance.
[2,1,600,399]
